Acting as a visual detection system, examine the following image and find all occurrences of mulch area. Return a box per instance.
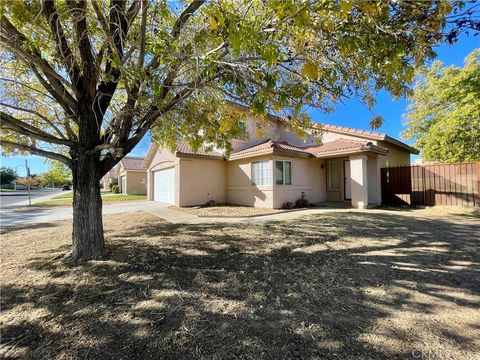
[169,205,288,217]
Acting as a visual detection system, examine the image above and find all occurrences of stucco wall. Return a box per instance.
[227,155,326,208]
[367,155,382,205]
[226,156,274,207]
[178,157,226,206]
[126,171,147,195]
[377,141,411,167]
[272,156,326,208]
[321,131,378,145]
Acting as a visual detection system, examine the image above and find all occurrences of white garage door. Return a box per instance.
[153,168,175,204]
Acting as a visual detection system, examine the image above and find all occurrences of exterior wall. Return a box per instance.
[146,147,180,202]
[230,115,277,152]
[118,170,147,195]
[377,141,411,167]
[349,155,369,208]
[227,154,326,208]
[226,155,274,208]
[126,171,147,195]
[178,157,226,206]
[367,155,382,205]
[272,156,326,208]
[321,131,379,145]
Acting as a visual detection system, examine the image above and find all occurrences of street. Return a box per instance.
[0,188,63,207]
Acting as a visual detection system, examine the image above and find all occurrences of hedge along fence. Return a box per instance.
[381,162,480,207]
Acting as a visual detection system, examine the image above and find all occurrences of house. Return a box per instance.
[142,108,417,209]
[101,168,117,190]
[115,156,147,195]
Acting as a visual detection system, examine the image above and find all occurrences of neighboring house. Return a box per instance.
[101,168,117,190]
[116,156,147,195]
[142,106,417,208]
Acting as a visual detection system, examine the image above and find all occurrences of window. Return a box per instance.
[275,160,292,185]
[251,161,269,186]
[329,161,341,189]
[238,121,247,140]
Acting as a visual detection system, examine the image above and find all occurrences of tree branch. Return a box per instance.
[0,140,71,167]
[41,0,82,92]
[0,111,73,146]
[66,0,97,96]
[0,102,67,140]
[171,0,206,38]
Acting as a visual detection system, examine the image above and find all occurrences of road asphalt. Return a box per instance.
[0,188,63,206]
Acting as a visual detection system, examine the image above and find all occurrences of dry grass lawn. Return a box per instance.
[1,208,479,359]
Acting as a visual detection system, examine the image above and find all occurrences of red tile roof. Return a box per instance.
[229,138,388,159]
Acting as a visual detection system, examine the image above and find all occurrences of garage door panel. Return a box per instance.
[153,168,175,204]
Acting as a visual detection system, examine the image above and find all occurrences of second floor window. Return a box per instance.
[238,121,247,140]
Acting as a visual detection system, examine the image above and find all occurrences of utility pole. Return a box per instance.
[14,166,17,191]
[25,159,31,206]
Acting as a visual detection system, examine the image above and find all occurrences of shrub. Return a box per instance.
[111,184,119,194]
[295,192,309,208]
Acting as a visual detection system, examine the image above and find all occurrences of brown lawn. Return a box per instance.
[1,208,479,359]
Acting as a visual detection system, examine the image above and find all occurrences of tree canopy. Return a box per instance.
[402,49,480,162]
[0,0,475,261]
[42,161,73,186]
[0,167,17,185]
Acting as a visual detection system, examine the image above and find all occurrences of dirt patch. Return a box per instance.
[170,205,287,217]
[1,208,479,359]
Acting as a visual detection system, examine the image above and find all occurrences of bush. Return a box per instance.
[295,192,309,208]
[111,184,119,194]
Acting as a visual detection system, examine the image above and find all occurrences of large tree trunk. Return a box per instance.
[71,153,106,261]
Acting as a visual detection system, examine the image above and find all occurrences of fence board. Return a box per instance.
[381,162,479,207]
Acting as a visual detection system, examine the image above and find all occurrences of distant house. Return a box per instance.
[142,105,417,209]
[101,168,117,190]
[115,156,147,195]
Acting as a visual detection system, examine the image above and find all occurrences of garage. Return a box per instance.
[153,167,175,204]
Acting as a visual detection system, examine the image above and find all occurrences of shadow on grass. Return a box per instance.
[1,212,479,359]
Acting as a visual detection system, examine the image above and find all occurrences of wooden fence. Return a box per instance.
[381,162,480,207]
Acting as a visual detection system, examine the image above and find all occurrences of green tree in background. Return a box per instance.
[0,167,17,185]
[0,0,473,261]
[42,161,72,187]
[403,49,480,162]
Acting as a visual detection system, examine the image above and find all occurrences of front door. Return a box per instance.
[344,160,351,200]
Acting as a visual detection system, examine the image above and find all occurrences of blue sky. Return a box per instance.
[1,34,478,176]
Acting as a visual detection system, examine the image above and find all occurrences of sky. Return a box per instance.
[1,34,478,176]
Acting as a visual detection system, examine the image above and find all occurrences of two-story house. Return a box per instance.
[141,104,417,208]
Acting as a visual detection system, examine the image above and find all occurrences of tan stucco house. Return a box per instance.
[142,109,417,209]
[116,156,147,195]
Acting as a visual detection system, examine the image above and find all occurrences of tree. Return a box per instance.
[0,167,17,185]
[42,161,72,187]
[402,49,480,162]
[0,0,472,261]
